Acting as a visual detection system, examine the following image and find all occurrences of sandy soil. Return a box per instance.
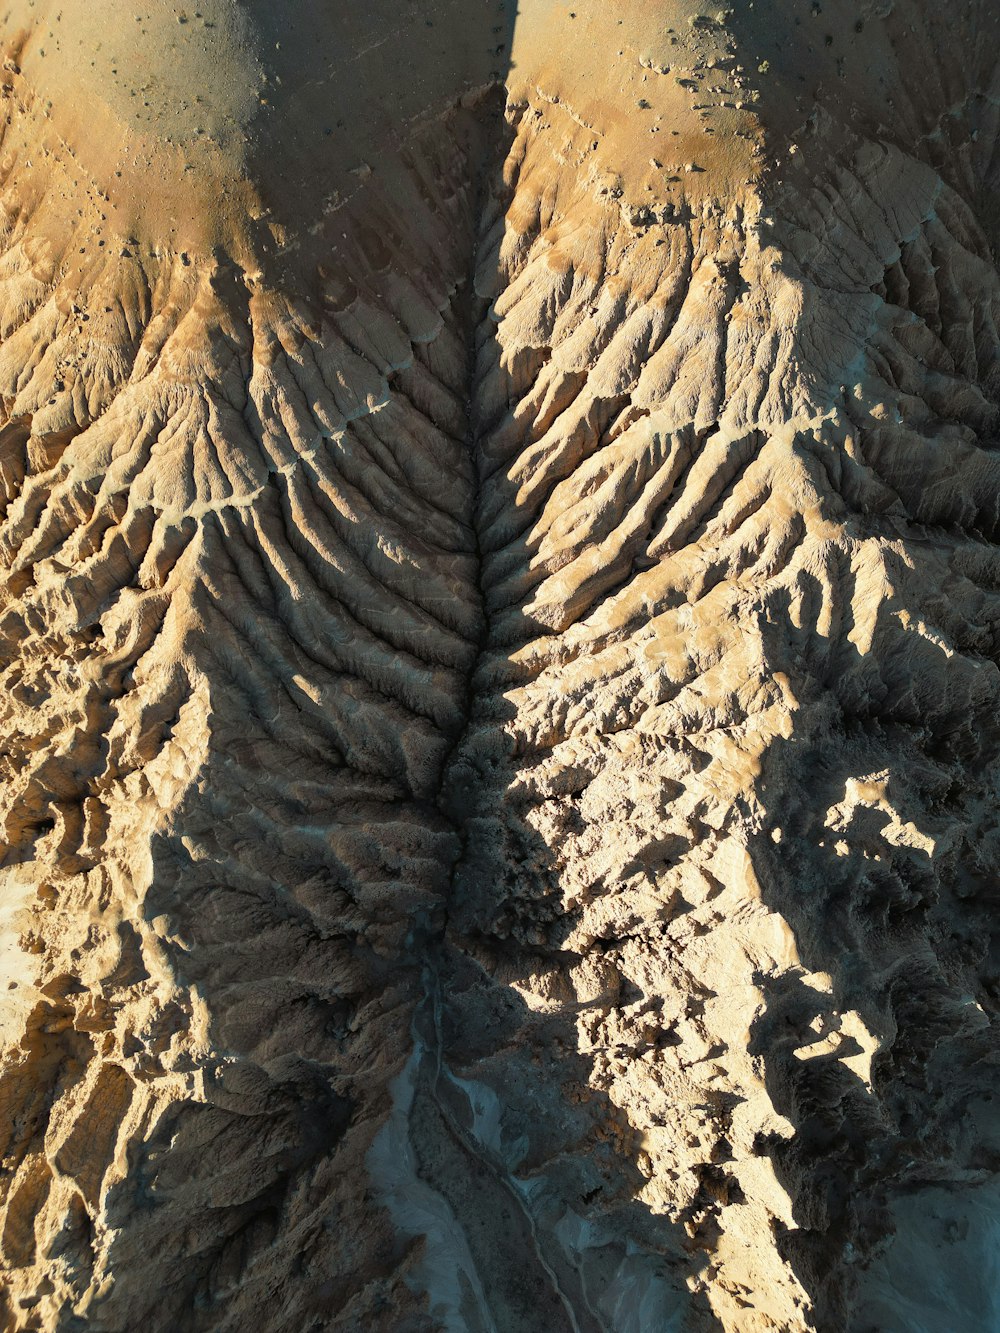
[0,1,997,1329]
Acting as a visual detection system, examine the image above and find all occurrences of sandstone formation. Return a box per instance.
[0,1,998,1329]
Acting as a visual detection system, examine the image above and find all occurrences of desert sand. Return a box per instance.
[0,0,997,1329]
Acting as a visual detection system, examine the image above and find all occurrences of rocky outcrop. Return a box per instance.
[0,1,998,1330]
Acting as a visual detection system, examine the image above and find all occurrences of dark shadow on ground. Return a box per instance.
[743,581,1000,1329]
[410,116,727,1329]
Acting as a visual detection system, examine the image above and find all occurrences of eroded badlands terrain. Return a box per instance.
[0,1,998,1329]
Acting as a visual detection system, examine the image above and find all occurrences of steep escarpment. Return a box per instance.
[392,4,1000,1330]
[0,1,998,1331]
[0,31,513,1324]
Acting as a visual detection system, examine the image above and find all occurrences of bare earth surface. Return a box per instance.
[0,1,998,1329]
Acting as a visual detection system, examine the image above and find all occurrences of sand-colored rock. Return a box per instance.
[0,1,997,1329]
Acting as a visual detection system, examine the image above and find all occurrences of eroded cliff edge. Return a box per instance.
[0,1,998,1330]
